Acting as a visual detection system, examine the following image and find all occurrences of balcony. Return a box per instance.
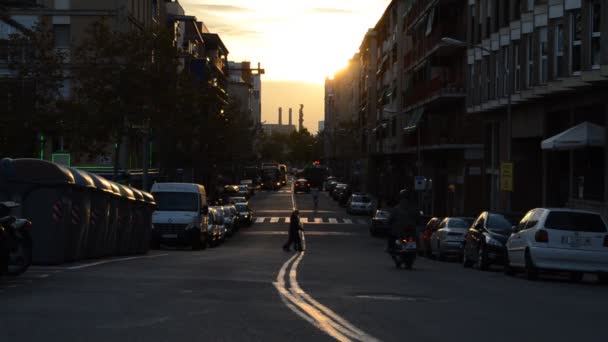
[405,76,465,108]
[404,0,438,31]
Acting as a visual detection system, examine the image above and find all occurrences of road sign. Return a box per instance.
[500,162,513,192]
[414,176,426,191]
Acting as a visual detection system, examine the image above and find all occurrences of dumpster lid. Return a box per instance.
[88,173,113,193]
[0,158,75,185]
[142,191,156,205]
[116,183,136,200]
[130,187,145,202]
[68,168,96,189]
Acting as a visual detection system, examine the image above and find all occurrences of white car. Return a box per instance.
[347,194,374,215]
[505,208,608,282]
[430,217,474,260]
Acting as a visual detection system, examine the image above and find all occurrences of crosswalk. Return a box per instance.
[254,217,370,225]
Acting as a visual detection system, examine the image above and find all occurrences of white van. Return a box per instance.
[150,183,209,250]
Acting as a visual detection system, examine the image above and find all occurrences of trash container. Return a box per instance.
[87,173,113,259]
[130,188,146,255]
[107,182,122,256]
[141,191,156,254]
[115,184,135,255]
[0,158,75,265]
[65,168,95,262]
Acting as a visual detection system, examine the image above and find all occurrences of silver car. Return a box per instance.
[347,194,374,215]
[430,217,475,260]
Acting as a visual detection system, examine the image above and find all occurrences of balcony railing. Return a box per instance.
[405,77,464,106]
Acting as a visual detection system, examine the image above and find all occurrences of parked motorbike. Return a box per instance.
[0,202,33,276]
[387,236,417,269]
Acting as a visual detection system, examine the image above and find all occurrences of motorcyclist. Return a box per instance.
[386,188,422,252]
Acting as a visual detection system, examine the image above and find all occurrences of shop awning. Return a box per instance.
[541,121,606,150]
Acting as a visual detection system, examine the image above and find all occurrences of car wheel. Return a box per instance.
[524,249,538,280]
[504,252,515,276]
[597,272,608,284]
[150,239,161,250]
[462,246,473,268]
[569,272,584,282]
[438,248,446,261]
[200,234,208,250]
[476,245,489,271]
[191,235,202,251]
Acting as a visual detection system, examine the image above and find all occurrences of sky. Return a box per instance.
[180,0,390,133]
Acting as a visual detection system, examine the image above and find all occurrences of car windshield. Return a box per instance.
[545,212,607,232]
[235,204,250,212]
[353,196,371,203]
[212,209,224,223]
[486,214,514,231]
[153,192,198,212]
[449,218,473,228]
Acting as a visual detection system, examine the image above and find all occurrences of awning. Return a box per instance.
[403,107,425,133]
[541,121,606,150]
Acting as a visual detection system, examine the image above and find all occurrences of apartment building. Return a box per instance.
[465,0,608,216]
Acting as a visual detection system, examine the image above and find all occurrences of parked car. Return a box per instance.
[207,207,226,247]
[228,196,248,204]
[235,203,253,226]
[505,208,608,282]
[463,212,519,270]
[331,183,348,200]
[325,179,338,192]
[208,207,226,246]
[221,185,240,203]
[337,185,353,207]
[347,193,374,215]
[151,183,209,250]
[429,217,475,260]
[418,217,442,257]
[370,210,391,236]
[222,205,239,236]
[294,178,311,193]
[238,185,252,199]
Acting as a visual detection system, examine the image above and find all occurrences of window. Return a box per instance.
[503,46,510,95]
[525,0,534,12]
[517,210,533,231]
[514,42,521,90]
[570,10,582,74]
[53,24,70,48]
[554,24,564,78]
[486,0,492,37]
[526,34,533,87]
[590,1,601,68]
[544,211,607,232]
[495,53,500,97]
[503,0,510,27]
[539,27,548,83]
[513,0,521,20]
[525,210,542,229]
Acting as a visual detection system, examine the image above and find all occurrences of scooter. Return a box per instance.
[387,236,417,269]
[0,202,33,276]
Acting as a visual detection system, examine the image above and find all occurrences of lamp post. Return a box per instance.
[441,37,512,212]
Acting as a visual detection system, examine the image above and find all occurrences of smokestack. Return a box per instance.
[278,107,282,125]
[288,108,293,126]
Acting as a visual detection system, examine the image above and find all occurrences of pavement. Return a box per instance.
[1,182,607,342]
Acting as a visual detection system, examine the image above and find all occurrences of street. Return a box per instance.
[1,184,607,342]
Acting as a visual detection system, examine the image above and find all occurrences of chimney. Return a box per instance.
[288,108,293,126]
[278,107,282,125]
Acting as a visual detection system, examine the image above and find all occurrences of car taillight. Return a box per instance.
[307,183,311,187]
[24,221,32,230]
[535,229,549,243]
[603,235,608,247]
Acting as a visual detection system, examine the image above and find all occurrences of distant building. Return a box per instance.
[318,121,325,132]
[262,108,297,135]
[228,61,264,126]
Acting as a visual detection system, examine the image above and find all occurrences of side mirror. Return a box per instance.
[201,205,209,215]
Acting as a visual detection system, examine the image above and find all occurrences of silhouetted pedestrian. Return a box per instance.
[283,210,302,252]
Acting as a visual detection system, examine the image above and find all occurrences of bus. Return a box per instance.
[278,164,287,186]
[261,167,281,190]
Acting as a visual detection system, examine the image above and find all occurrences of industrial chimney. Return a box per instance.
[278,107,282,125]
[288,108,293,126]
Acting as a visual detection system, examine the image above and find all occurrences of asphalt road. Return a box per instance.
[1,182,607,342]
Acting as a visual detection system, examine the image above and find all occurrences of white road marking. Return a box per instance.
[66,253,168,270]
[343,219,352,224]
[242,231,358,236]
[270,217,279,223]
[255,217,265,223]
[328,218,338,224]
[285,217,291,223]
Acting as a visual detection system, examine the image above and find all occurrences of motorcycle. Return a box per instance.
[387,236,417,269]
[0,202,33,276]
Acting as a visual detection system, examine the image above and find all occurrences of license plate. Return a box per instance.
[561,236,591,247]
[162,234,178,239]
[404,242,417,250]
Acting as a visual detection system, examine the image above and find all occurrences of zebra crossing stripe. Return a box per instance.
[284,217,291,223]
[343,218,352,224]
[270,217,279,223]
[328,218,338,224]
[252,217,370,225]
[255,217,265,223]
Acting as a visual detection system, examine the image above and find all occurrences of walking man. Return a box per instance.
[283,210,303,252]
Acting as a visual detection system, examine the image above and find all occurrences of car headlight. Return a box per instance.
[485,236,503,247]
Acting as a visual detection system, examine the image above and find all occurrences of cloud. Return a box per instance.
[192,4,252,13]
[307,8,354,14]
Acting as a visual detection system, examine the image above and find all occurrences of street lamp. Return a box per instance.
[441,37,512,212]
